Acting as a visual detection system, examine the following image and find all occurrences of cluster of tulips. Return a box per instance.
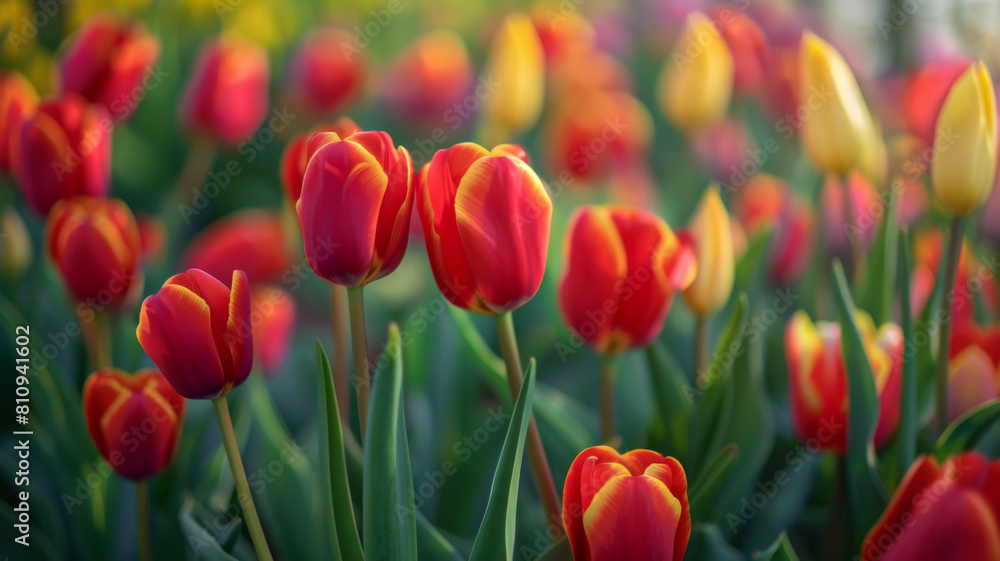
[4,1,1000,560]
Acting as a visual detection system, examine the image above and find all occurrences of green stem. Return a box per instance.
[330,285,351,424]
[600,356,615,443]
[695,315,709,387]
[935,216,964,433]
[347,286,371,443]
[211,397,273,561]
[136,481,153,561]
[494,313,563,538]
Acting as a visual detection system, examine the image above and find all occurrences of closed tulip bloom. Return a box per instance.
[947,322,1000,422]
[13,93,111,215]
[284,27,363,117]
[481,12,545,138]
[931,62,997,216]
[280,117,362,204]
[861,453,1000,561]
[734,174,813,285]
[563,446,691,561]
[384,31,473,130]
[785,310,903,453]
[137,269,253,400]
[558,206,696,355]
[58,14,160,122]
[182,209,296,285]
[798,31,875,176]
[0,71,37,173]
[46,197,142,310]
[83,368,185,480]
[179,35,269,146]
[297,130,414,287]
[251,286,295,377]
[657,12,734,133]
[418,143,551,314]
[682,186,734,317]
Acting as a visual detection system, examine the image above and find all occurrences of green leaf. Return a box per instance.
[686,523,746,561]
[179,496,240,561]
[533,537,572,561]
[832,261,889,546]
[416,512,464,561]
[736,227,773,287]
[896,229,918,484]
[859,187,898,324]
[916,246,949,420]
[934,400,1000,462]
[688,444,738,518]
[646,343,694,458]
[364,323,418,561]
[317,342,364,561]
[753,532,800,561]
[468,360,537,561]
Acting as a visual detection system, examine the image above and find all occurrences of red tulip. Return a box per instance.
[710,5,768,95]
[181,209,296,286]
[58,14,160,122]
[734,174,813,285]
[785,311,903,453]
[297,130,414,287]
[0,71,38,173]
[137,269,253,399]
[179,35,269,146]
[284,27,363,117]
[417,143,551,314]
[902,58,972,149]
[558,205,696,355]
[250,286,296,377]
[137,212,165,264]
[563,446,691,561]
[530,4,594,62]
[861,453,1000,561]
[13,93,111,215]
[280,117,362,203]
[947,321,1000,422]
[46,196,142,310]
[383,31,473,130]
[83,368,185,480]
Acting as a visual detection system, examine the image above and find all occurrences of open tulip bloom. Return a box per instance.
[11,6,1000,561]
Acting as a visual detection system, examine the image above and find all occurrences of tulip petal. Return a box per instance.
[563,446,624,560]
[948,347,998,423]
[369,144,413,282]
[583,473,683,561]
[225,270,253,391]
[862,456,942,560]
[169,269,236,376]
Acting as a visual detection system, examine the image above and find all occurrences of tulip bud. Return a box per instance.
[559,206,696,355]
[83,368,186,480]
[861,453,1000,560]
[13,93,111,215]
[734,174,812,285]
[1,206,32,278]
[179,35,270,146]
[58,14,160,122]
[480,13,545,140]
[931,62,998,216]
[798,31,875,176]
[682,186,734,317]
[182,209,296,285]
[46,196,142,311]
[284,27,363,117]
[563,446,691,561]
[657,12,734,133]
[383,31,473,130]
[0,71,38,173]
[251,286,296,377]
[785,310,903,453]
[418,143,551,314]
[297,130,414,287]
[137,269,253,400]
[946,322,1000,422]
[280,117,362,204]
[710,6,767,96]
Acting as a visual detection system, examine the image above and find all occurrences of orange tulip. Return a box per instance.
[182,209,296,286]
[284,27,363,117]
[0,71,37,173]
[417,143,551,314]
[733,174,813,285]
[563,446,691,561]
[558,205,696,355]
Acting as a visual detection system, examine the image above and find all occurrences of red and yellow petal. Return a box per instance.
[224,270,254,391]
[582,473,684,561]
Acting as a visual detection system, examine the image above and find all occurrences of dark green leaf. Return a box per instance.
[934,400,1000,462]
[179,496,240,561]
[859,187,898,324]
[685,523,746,561]
[753,532,800,561]
[646,343,694,458]
[416,512,464,561]
[896,228,918,484]
[689,444,738,518]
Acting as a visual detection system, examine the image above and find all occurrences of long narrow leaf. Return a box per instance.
[934,400,1000,461]
[896,229,918,480]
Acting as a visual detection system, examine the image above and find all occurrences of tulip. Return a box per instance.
[83,368,185,480]
[280,117,362,204]
[563,446,691,561]
[480,12,545,141]
[0,71,37,173]
[418,142,552,314]
[137,268,252,400]
[901,58,972,149]
[182,209,296,286]
[733,174,812,285]
[58,14,160,122]
[251,286,296,377]
[547,47,632,99]
[947,321,1000,421]
[284,27,363,117]
[13,93,111,215]
[860,453,1000,561]
[798,31,876,177]
[383,31,473,130]
[558,205,696,355]
[710,5,767,96]
[137,212,165,264]
[657,12,734,133]
[1,206,31,278]
[297,130,414,287]
[931,61,997,216]
[820,170,880,258]
[179,35,269,146]
[530,3,594,62]
[909,229,996,326]
[785,310,903,453]
[46,196,142,310]
[682,186,734,317]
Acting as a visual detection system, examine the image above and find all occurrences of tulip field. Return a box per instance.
[3,0,1000,559]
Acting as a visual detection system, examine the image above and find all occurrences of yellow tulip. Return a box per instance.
[799,31,873,177]
[683,186,734,317]
[932,61,998,216]
[657,12,733,133]
[480,12,545,142]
